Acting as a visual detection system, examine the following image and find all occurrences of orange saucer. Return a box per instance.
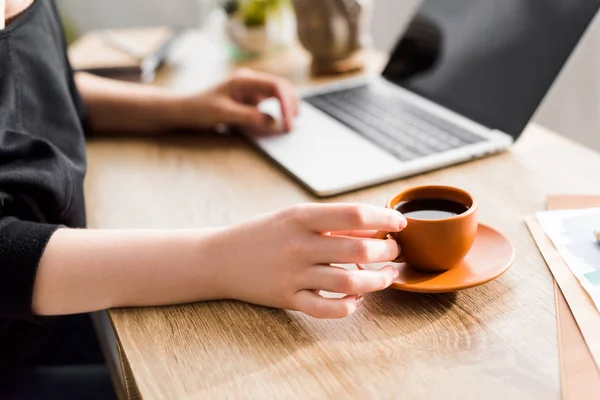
[358,223,515,293]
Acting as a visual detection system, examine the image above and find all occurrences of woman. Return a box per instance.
[0,0,404,397]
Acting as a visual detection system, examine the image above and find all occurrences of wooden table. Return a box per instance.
[86,30,600,400]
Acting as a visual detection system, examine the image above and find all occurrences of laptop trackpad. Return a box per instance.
[252,99,403,195]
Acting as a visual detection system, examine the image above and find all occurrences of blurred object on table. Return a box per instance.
[196,0,223,29]
[292,0,373,75]
[223,0,296,58]
[68,26,176,83]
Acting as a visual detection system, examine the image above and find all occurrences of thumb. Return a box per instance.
[223,101,275,130]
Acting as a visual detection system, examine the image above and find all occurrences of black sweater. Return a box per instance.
[0,0,88,367]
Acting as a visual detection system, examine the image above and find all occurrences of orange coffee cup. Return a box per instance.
[376,185,478,272]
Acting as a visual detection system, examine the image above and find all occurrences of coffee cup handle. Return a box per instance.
[374,230,406,263]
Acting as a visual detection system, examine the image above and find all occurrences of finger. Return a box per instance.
[274,79,296,130]
[293,290,363,318]
[293,87,300,117]
[249,93,269,105]
[289,203,406,233]
[283,79,300,118]
[304,265,398,294]
[311,235,400,264]
[326,230,379,238]
[222,101,276,130]
[273,80,295,131]
[233,74,295,131]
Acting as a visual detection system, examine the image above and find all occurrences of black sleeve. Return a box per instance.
[0,217,60,321]
[0,128,74,322]
[0,0,88,322]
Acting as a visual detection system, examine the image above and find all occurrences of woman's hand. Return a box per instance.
[177,68,299,134]
[75,68,298,136]
[207,203,406,319]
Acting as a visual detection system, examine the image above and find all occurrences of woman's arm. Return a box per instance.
[75,69,298,135]
[74,72,187,135]
[33,204,406,319]
[33,227,224,315]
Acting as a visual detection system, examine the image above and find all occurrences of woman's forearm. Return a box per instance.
[31,203,405,319]
[75,68,301,136]
[32,228,228,316]
[74,72,187,135]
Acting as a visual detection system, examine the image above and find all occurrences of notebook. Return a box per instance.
[68,26,174,81]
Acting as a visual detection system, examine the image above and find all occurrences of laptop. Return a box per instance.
[253,0,600,197]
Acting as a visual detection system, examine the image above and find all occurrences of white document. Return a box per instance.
[537,208,600,312]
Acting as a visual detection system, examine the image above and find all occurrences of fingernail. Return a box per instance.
[396,212,407,229]
[356,294,364,307]
[264,114,276,128]
[390,263,401,277]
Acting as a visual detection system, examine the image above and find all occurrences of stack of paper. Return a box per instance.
[526,196,600,400]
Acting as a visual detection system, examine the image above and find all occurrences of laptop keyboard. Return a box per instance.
[304,85,485,162]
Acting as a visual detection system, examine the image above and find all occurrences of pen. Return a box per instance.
[140,30,180,83]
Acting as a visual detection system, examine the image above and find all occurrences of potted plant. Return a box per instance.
[224,0,295,56]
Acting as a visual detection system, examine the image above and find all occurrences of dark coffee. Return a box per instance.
[395,198,469,220]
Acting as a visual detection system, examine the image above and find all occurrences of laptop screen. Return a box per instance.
[382,0,600,138]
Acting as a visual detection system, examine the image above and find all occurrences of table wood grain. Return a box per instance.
[84,30,600,400]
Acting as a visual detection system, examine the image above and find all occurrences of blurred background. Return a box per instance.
[57,0,600,152]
